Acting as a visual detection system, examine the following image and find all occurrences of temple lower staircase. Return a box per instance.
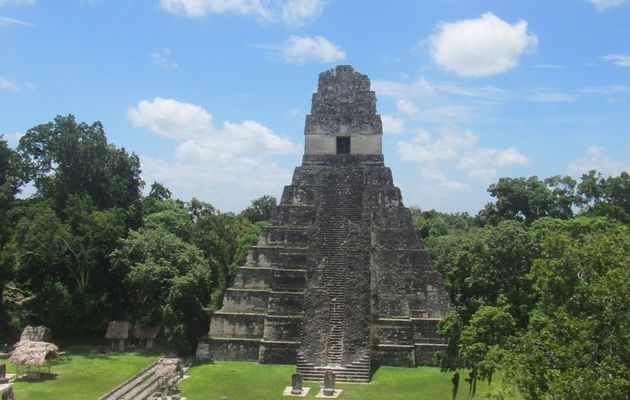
[297,165,372,383]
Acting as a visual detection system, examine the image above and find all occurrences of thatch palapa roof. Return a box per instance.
[105,321,132,340]
[133,325,160,340]
[10,341,59,366]
[20,325,51,342]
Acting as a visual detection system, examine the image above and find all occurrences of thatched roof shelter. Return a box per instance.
[20,325,51,342]
[105,321,132,340]
[9,341,58,367]
[133,325,160,340]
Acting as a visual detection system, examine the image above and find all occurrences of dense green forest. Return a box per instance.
[2,116,628,399]
[0,115,275,353]
[412,174,630,399]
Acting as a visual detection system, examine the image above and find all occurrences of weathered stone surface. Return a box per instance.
[208,65,451,380]
[322,371,335,396]
[291,373,303,394]
[195,341,210,360]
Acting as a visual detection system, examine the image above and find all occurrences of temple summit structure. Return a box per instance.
[207,65,451,382]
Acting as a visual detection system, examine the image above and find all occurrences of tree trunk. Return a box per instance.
[452,372,460,400]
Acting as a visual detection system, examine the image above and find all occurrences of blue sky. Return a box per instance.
[1,0,629,213]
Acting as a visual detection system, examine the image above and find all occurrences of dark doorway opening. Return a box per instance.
[336,137,350,154]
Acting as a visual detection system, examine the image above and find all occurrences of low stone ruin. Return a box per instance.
[105,321,132,351]
[134,325,160,349]
[20,325,51,342]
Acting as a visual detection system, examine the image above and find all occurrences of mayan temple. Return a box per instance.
[208,65,451,382]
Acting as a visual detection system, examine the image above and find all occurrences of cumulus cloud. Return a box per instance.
[280,35,345,64]
[159,0,270,19]
[568,146,630,176]
[128,97,213,140]
[458,147,529,169]
[420,167,469,192]
[150,49,178,69]
[282,0,325,25]
[381,115,406,135]
[590,0,626,10]
[397,125,530,185]
[127,97,299,211]
[603,53,630,67]
[159,0,325,25]
[397,126,477,164]
[396,99,420,115]
[0,77,18,91]
[429,12,537,77]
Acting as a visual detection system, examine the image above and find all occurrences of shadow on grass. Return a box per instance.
[15,372,59,382]
[370,363,381,381]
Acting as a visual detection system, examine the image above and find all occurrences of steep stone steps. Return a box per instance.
[99,358,182,400]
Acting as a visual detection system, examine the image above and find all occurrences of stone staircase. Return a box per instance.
[99,358,181,400]
[296,352,370,383]
[296,168,371,382]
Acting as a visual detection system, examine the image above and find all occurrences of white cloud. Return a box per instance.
[159,0,325,25]
[372,77,434,98]
[396,99,420,115]
[381,115,406,135]
[603,53,630,67]
[282,0,324,25]
[150,49,178,69]
[159,0,271,19]
[458,147,529,169]
[0,16,31,26]
[1,131,24,146]
[0,77,18,91]
[420,168,469,192]
[590,0,626,10]
[397,126,477,164]
[140,154,293,212]
[128,97,300,211]
[568,146,630,176]
[422,169,470,192]
[398,125,529,189]
[281,35,345,64]
[128,97,213,140]
[429,12,537,77]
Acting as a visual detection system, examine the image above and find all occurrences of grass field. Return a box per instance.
[179,361,495,400]
[0,347,160,400]
[1,351,507,399]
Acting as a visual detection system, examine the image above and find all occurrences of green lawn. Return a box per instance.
[0,347,160,400]
[0,351,510,400]
[180,361,497,400]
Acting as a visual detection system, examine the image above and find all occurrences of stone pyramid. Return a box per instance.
[208,65,451,382]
